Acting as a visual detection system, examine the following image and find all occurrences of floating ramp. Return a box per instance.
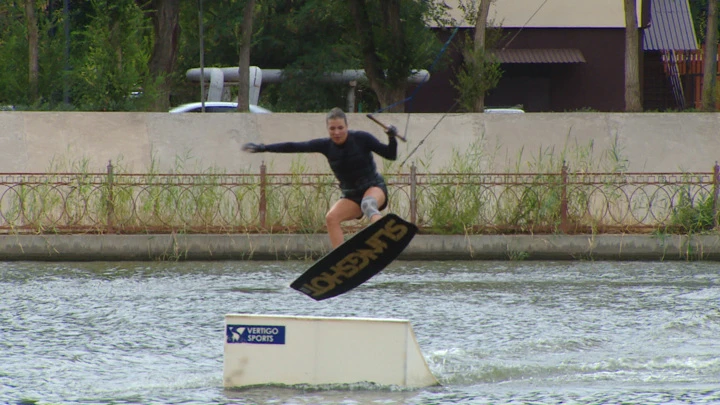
[224,314,439,388]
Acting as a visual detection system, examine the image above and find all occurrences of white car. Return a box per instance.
[169,101,272,114]
[484,107,525,114]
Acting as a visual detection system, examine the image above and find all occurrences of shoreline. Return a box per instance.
[1,233,719,261]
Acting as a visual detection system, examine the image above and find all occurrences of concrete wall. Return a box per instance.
[2,111,718,174]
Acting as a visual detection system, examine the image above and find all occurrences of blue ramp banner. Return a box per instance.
[226,324,286,344]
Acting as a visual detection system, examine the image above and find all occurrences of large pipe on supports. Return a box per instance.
[186,67,263,103]
[185,67,430,106]
[258,69,430,84]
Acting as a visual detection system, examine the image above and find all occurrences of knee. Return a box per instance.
[361,196,381,219]
[325,211,340,226]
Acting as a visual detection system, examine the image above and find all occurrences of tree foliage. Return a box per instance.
[0,0,446,112]
[0,0,157,110]
[72,0,154,110]
[252,0,358,111]
[689,0,720,43]
[453,43,502,112]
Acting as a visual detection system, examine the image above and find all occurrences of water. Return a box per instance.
[2,260,720,404]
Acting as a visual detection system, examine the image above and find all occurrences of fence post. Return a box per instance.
[560,161,569,232]
[259,161,267,229]
[410,163,417,224]
[106,160,115,234]
[714,161,719,229]
[19,178,26,227]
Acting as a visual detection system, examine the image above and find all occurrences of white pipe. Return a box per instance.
[187,67,262,86]
[187,67,262,104]
[186,67,429,105]
[259,69,430,84]
[187,67,430,85]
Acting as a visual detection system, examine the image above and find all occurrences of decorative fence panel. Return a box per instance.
[0,162,717,234]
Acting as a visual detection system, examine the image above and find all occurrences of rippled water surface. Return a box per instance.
[2,260,720,404]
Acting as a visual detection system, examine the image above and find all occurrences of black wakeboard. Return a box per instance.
[290,213,417,301]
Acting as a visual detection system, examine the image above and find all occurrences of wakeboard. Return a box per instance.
[290,213,417,301]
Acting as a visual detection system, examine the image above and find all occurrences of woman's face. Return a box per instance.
[326,117,349,145]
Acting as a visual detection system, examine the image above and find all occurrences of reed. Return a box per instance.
[666,174,715,234]
[280,157,336,233]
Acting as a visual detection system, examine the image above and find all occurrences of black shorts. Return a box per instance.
[342,182,389,219]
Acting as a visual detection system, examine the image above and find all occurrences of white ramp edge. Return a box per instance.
[224,314,439,389]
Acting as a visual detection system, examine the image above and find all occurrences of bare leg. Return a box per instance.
[326,199,362,248]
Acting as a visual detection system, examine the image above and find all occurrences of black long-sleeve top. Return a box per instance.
[263,130,397,195]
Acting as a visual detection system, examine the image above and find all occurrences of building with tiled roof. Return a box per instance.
[643,0,700,110]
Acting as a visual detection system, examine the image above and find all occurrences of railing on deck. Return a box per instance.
[662,44,720,109]
[0,161,718,234]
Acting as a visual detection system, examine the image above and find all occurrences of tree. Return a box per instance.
[624,0,642,112]
[250,0,358,112]
[72,0,153,110]
[471,0,492,112]
[141,0,181,111]
[237,0,255,112]
[701,0,718,111]
[453,0,502,112]
[24,0,40,103]
[347,0,403,111]
[347,0,441,112]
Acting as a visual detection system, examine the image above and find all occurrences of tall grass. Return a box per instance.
[666,175,716,234]
[410,130,634,234]
[422,136,491,233]
[273,157,336,233]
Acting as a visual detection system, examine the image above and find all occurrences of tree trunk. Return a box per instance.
[348,0,405,112]
[624,0,643,112]
[25,0,39,103]
[377,0,405,112]
[701,0,718,111]
[146,0,181,111]
[237,0,255,112]
[380,0,404,78]
[472,0,491,112]
[374,87,407,112]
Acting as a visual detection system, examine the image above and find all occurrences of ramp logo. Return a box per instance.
[226,324,286,344]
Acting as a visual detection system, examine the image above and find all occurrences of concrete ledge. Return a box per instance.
[0,233,719,261]
[224,314,439,388]
[404,234,720,261]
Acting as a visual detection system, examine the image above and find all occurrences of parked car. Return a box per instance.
[484,107,525,114]
[169,101,272,114]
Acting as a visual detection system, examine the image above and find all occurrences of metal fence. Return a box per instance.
[0,161,718,234]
